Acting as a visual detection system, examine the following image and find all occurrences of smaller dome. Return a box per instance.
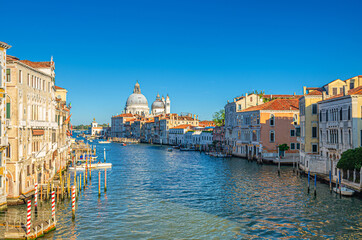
[152,99,165,110]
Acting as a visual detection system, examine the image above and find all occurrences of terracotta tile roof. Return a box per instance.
[19,60,52,68]
[199,120,216,127]
[170,124,192,129]
[55,86,65,90]
[6,55,19,61]
[241,98,299,112]
[306,88,324,95]
[262,94,302,99]
[113,113,134,118]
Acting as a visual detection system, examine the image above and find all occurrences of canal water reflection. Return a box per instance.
[7,143,362,239]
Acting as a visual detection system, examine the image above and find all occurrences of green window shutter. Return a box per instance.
[6,103,10,119]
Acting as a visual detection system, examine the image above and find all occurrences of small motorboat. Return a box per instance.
[167,148,173,152]
[122,143,126,146]
[333,186,355,196]
[99,141,111,144]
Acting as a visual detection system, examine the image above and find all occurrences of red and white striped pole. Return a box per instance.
[34,183,38,211]
[26,200,32,236]
[51,191,56,222]
[72,186,76,219]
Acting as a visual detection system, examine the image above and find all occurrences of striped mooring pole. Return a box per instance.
[26,200,32,236]
[72,186,76,219]
[51,191,56,222]
[34,182,38,211]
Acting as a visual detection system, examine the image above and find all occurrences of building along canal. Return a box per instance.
[1,142,362,239]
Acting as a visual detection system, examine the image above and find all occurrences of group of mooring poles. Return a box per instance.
[307,170,318,197]
[71,152,108,220]
[26,190,56,238]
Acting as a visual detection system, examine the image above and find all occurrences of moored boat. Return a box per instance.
[333,186,355,196]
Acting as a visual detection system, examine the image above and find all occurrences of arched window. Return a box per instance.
[348,129,352,145]
[270,114,275,126]
[348,106,351,120]
[319,111,322,122]
[340,108,343,121]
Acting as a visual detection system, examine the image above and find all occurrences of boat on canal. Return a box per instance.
[99,140,111,144]
[333,186,355,196]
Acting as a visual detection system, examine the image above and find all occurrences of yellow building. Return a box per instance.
[0,41,11,209]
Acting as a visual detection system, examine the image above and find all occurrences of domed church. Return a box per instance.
[124,81,171,116]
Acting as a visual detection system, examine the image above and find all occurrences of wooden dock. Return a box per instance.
[3,219,56,240]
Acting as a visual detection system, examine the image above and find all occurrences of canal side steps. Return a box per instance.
[3,219,56,240]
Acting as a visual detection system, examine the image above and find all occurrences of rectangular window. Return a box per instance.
[19,70,22,83]
[340,88,343,94]
[332,87,337,95]
[27,74,30,86]
[6,102,10,119]
[312,104,317,114]
[270,131,275,142]
[297,143,300,150]
[350,82,355,89]
[312,126,317,138]
[312,143,318,153]
[296,127,301,137]
[290,129,295,137]
[6,69,11,82]
[291,143,295,150]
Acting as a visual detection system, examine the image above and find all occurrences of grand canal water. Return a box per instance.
[3,142,362,239]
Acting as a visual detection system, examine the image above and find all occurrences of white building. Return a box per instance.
[0,41,11,209]
[318,86,362,179]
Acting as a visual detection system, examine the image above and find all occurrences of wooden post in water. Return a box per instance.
[85,154,88,184]
[34,183,38,212]
[329,170,332,192]
[80,173,82,191]
[339,170,342,198]
[314,174,317,197]
[307,170,310,194]
[98,171,101,197]
[89,147,92,181]
[278,157,281,176]
[104,169,107,192]
[68,173,71,198]
[46,182,50,201]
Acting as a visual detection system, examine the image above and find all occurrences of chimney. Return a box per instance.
[294,92,296,96]
[343,85,346,96]
[322,91,326,100]
[303,86,307,95]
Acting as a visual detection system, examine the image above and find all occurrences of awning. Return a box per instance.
[32,129,44,136]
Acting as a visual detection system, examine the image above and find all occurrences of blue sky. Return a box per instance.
[2,0,362,125]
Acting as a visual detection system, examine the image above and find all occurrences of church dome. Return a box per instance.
[125,81,149,116]
[126,93,148,107]
[151,93,165,110]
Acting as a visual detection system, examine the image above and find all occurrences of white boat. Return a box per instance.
[99,141,111,144]
[69,162,112,171]
[69,166,86,171]
[333,186,355,196]
[167,148,173,152]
